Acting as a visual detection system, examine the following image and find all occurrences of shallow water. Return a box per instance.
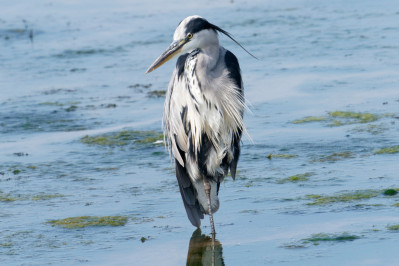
[1,0,399,265]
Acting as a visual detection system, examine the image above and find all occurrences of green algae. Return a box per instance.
[1,192,66,202]
[0,193,17,202]
[0,242,13,248]
[81,135,116,146]
[306,188,399,205]
[12,169,21,175]
[311,151,354,163]
[374,145,399,154]
[65,105,78,112]
[147,90,166,98]
[306,189,381,205]
[387,224,399,231]
[32,194,65,201]
[128,83,152,89]
[266,153,297,159]
[281,244,307,249]
[329,120,343,126]
[292,110,388,127]
[383,189,398,196]
[3,165,37,175]
[0,190,28,202]
[302,233,360,244]
[328,111,378,124]
[284,232,361,249]
[135,134,164,144]
[81,130,163,147]
[278,173,313,184]
[352,203,385,208]
[292,116,327,124]
[47,216,128,229]
[39,102,65,107]
[245,180,254,188]
[351,123,389,135]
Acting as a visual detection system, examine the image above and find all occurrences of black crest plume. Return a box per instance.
[183,17,257,59]
[211,23,258,59]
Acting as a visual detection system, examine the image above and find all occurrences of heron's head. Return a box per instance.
[146,15,220,74]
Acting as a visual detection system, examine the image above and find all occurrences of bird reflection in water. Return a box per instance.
[186,229,225,266]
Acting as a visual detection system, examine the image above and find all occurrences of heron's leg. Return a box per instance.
[203,176,216,236]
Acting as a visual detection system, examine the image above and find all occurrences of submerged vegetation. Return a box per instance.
[383,189,398,196]
[374,145,399,154]
[292,111,393,127]
[47,216,128,229]
[266,153,297,159]
[292,116,328,124]
[311,151,354,163]
[0,191,66,202]
[0,192,18,202]
[81,130,163,147]
[328,111,378,124]
[305,189,398,205]
[277,173,313,184]
[351,123,389,135]
[32,193,65,201]
[147,90,166,98]
[387,224,399,231]
[302,233,361,244]
[283,232,362,249]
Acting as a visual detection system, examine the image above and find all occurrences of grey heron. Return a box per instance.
[146,15,253,235]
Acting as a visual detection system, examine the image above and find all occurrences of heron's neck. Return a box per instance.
[192,40,220,90]
[197,42,220,71]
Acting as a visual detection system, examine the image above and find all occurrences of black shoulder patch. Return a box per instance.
[229,127,242,180]
[185,18,215,35]
[225,50,243,93]
[197,133,215,178]
[177,53,189,80]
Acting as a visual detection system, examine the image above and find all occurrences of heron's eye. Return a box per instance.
[187,33,193,39]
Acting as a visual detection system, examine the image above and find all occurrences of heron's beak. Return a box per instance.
[146,39,187,74]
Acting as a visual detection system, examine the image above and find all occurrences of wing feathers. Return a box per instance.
[224,50,244,180]
[176,158,204,227]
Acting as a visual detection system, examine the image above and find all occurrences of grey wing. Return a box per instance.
[175,139,204,227]
[224,50,243,180]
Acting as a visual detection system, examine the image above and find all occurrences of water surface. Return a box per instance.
[1,0,399,265]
